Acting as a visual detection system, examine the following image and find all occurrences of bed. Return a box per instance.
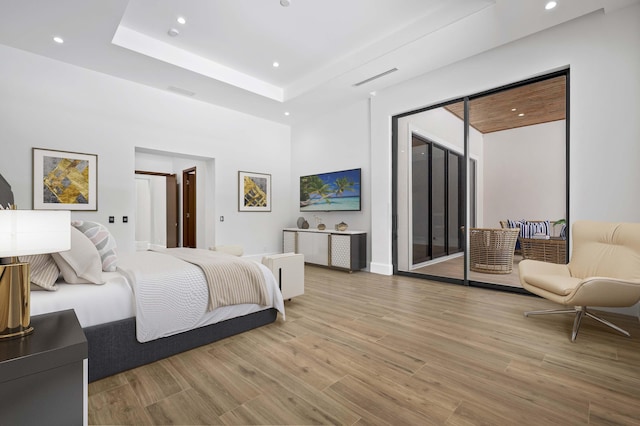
[1,173,284,382]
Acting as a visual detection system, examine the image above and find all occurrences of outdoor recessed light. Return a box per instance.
[545,1,557,10]
[511,108,517,111]
[518,113,525,117]
[53,36,64,44]
[273,62,280,68]
[177,16,186,25]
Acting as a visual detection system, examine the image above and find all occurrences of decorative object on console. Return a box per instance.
[296,216,305,228]
[0,208,70,339]
[313,215,325,230]
[301,219,309,229]
[238,171,271,212]
[335,221,348,231]
[32,148,98,211]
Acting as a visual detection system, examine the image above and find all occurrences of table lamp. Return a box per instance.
[0,208,70,339]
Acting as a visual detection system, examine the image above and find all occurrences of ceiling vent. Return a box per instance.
[167,86,196,97]
[353,68,398,87]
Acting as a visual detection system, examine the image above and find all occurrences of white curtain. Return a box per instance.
[135,177,151,249]
[135,175,168,250]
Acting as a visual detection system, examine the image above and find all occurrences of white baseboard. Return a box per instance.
[369,262,393,276]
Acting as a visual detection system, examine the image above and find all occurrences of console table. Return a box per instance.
[0,309,88,425]
[283,228,366,272]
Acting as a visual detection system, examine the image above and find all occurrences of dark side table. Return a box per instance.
[0,309,88,426]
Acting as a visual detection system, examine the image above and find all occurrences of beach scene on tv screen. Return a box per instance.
[300,169,361,212]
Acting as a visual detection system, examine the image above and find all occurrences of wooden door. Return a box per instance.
[166,174,178,248]
[182,167,196,248]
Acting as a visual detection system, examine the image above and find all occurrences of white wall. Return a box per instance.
[483,121,566,228]
[368,4,640,276]
[0,44,292,256]
[291,99,371,265]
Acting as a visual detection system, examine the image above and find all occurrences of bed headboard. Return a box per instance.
[0,172,15,208]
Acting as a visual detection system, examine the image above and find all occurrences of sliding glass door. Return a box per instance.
[394,71,568,290]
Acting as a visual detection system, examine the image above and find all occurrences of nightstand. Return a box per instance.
[0,309,88,426]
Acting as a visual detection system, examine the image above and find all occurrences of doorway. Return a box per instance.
[134,171,179,249]
[182,167,197,248]
[394,71,569,290]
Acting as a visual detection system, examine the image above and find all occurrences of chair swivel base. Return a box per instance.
[524,306,631,342]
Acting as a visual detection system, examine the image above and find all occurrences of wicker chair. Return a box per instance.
[469,228,520,274]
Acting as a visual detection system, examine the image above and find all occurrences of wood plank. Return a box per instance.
[88,265,640,425]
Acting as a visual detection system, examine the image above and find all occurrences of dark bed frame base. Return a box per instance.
[83,308,278,382]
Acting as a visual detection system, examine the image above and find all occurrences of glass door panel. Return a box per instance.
[448,152,462,254]
[396,107,466,282]
[412,138,429,264]
[431,146,447,259]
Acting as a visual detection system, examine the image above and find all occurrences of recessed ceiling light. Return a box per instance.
[168,28,179,37]
[284,111,290,116]
[545,1,557,10]
[518,113,525,117]
[53,36,64,44]
[273,62,280,68]
[280,0,291,7]
[177,16,186,25]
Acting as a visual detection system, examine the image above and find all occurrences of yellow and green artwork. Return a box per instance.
[33,148,97,211]
[243,175,268,208]
[238,171,271,211]
[42,156,89,204]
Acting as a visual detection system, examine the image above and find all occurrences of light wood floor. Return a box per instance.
[88,266,640,425]
[411,254,525,288]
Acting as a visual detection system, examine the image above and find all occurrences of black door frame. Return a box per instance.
[391,69,570,293]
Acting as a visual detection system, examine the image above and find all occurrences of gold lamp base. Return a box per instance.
[0,261,33,340]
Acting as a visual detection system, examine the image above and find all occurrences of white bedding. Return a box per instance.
[30,251,285,343]
[116,249,284,342]
[31,271,135,328]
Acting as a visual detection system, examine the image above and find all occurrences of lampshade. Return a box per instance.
[0,210,70,258]
[1,209,70,340]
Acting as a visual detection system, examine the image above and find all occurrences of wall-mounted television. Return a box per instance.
[300,168,361,212]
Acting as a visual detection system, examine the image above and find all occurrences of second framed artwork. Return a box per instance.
[33,148,98,210]
[238,171,271,212]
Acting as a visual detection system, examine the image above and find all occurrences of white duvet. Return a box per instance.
[117,250,285,343]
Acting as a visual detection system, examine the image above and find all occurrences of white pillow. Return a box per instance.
[19,253,59,291]
[52,226,104,284]
[71,220,118,272]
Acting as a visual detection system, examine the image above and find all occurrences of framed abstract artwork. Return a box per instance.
[33,148,98,210]
[238,171,271,212]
